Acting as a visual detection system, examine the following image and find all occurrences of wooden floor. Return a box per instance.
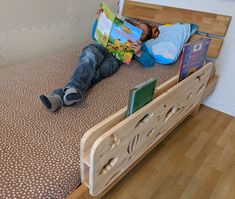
[103,106,235,199]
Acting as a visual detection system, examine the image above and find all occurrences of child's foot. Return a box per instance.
[39,94,63,112]
[63,88,83,106]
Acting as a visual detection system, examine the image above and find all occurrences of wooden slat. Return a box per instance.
[122,0,231,37]
[190,35,223,58]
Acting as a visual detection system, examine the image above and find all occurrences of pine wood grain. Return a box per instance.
[190,35,223,58]
[87,63,213,196]
[122,0,231,37]
[122,0,231,58]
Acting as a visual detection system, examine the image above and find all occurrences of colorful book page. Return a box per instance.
[107,18,142,64]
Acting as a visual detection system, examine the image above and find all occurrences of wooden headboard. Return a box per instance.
[122,0,232,58]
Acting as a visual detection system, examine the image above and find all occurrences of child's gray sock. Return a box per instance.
[39,94,63,112]
[63,88,83,106]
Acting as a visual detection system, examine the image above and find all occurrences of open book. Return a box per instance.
[94,2,143,64]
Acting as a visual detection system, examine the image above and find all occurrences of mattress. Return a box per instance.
[0,47,179,199]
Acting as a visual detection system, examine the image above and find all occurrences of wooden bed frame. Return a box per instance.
[67,1,231,198]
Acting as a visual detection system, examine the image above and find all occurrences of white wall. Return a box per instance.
[120,0,235,116]
[0,0,118,67]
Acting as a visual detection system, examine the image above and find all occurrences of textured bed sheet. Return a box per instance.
[0,48,179,199]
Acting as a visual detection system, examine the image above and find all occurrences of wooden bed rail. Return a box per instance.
[80,73,179,181]
[81,63,213,196]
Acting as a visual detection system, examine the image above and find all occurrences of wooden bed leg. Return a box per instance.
[191,104,201,116]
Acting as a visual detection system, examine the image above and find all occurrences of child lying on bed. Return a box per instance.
[39,10,159,112]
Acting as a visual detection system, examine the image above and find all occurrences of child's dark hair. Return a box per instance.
[125,19,160,41]
[142,22,152,41]
[142,22,160,41]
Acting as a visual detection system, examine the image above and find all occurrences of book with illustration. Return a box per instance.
[94,2,143,64]
[127,77,157,116]
[178,37,211,82]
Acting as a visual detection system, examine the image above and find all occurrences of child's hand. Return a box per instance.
[130,41,142,57]
[96,8,103,19]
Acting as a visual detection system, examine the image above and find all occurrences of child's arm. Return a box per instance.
[135,50,155,67]
[131,41,155,67]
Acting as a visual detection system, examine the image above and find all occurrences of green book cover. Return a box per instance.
[127,77,157,116]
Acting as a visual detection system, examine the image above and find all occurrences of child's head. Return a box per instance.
[136,22,159,42]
